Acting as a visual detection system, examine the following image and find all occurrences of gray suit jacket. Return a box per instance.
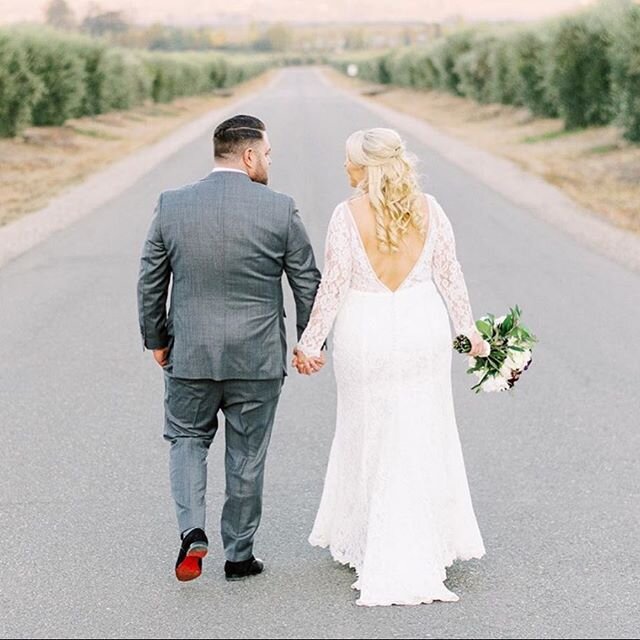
[137,170,321,380]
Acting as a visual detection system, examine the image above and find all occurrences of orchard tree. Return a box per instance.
[45,0,76,30]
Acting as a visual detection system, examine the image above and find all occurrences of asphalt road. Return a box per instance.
[0,68,638,639]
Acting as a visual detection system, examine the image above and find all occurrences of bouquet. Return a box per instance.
[453,305,537,393]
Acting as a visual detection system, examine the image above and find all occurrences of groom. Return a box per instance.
[137,114,323,582]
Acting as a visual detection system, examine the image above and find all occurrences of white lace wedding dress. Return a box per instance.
[297,194,485,607]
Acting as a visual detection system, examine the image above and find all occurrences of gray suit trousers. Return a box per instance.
[163,367,283,562]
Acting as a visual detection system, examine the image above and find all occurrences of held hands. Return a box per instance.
[292,347,326,376]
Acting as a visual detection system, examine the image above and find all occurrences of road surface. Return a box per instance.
[0,68,638,639]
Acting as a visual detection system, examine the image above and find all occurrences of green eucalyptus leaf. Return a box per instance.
[476,319,492,336]
[501,315,514,334]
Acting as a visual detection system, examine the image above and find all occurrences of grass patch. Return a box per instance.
[121,113,146,122]
[585,143,621,155]
[143,106,180,117]
[70,127,120,141]
[522,129,579,143]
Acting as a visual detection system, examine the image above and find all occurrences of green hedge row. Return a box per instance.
[0,27,269,137]
[333,2,640,141]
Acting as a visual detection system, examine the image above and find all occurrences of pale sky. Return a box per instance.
[0,0,597,25]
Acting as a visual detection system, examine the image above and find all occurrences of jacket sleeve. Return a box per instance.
[282,198,322,341]
[137,195,172,350]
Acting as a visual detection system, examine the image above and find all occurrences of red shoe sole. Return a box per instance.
[176,546,208,582]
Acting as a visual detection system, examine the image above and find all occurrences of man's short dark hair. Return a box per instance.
[213,115,266,159]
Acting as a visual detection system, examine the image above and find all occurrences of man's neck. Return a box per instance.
[212,163,247,174]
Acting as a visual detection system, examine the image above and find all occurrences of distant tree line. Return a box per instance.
[334,0,640,141]
[0,26,269,137]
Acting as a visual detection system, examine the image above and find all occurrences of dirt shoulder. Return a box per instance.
[325,68,639,235]
[0,71,274,228]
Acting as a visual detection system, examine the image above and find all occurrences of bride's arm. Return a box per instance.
[296,205,353,358]
[430,198,477,338]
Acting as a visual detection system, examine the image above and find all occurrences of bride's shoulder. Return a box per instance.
[422,192,438,207]
[331,198,355,220]
[423,192,444,218]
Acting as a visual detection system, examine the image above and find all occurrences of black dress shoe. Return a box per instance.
[175,528,208,582]
[224,556,264,581]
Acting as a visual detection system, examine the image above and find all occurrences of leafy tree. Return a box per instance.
[82,9,129,38]
[45,0,75,31]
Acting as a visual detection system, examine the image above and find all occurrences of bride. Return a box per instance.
[292,128,487,607]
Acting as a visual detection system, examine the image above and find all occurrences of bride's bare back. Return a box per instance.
[346,194,430,293]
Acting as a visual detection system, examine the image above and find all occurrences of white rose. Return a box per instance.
[506,348,531,371]
[481,374,509,393]
[504,355,519,371]
[495,315,507,325]
[500,363,513,379]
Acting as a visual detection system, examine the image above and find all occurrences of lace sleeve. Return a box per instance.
[431,198,476,337]
[297,204,353,357]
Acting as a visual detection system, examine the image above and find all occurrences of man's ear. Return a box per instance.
[242,146,254,169]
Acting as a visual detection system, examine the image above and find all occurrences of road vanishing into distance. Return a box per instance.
[1,68,638,639]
